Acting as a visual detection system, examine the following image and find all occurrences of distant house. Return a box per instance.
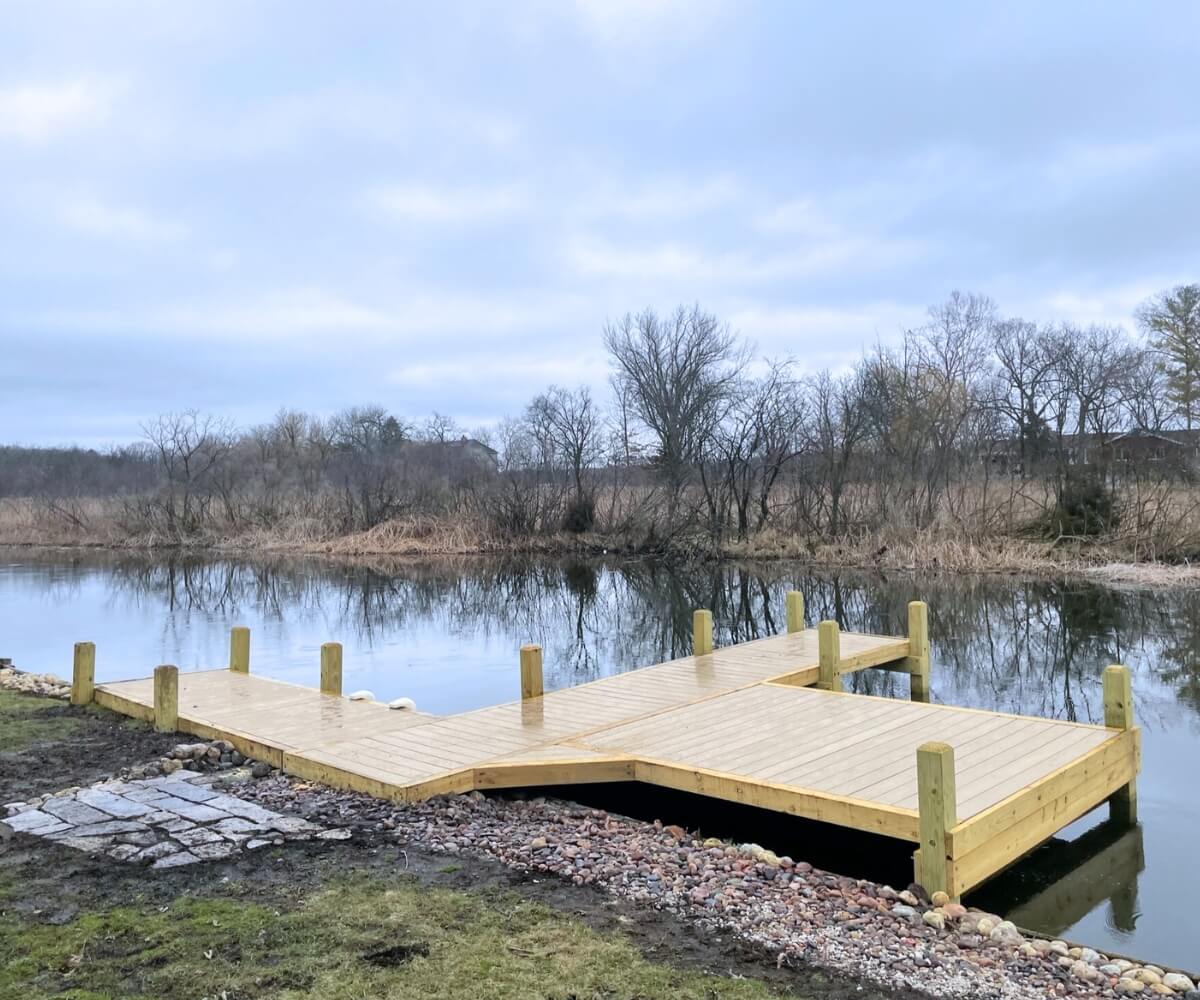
[400,436,499,476]
[983,429,1200,478]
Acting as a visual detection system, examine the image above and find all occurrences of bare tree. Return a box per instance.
[1137,284,1200,429]
[526,386,602,503]
[604,304,748,517]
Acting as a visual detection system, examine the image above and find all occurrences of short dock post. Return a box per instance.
[320,642,343,696]
[229,626,250,674]
[693,609,713,656]
[817,620,840,690]
[71,641,95,706]
[916,741,957,899]
[520,644,544,700]
[785,591,805,633]
[1103,664,1137,825]
[907,601,931,703]
[153,664,179,733]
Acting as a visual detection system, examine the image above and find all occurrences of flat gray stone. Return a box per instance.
[54,835,111,853]
[41,798,110,826]
[117,787,167,804]
[49,820,147,839]
[245,838,273,850]
[76,789,155,818]
[316,828,352,841]
[153,780,218,804]
[203,794,277,823]
[141,811,177,825]
[4,809,64,833]
[152,850,199,869]
[270,815,319,835]
[136,841,179,862]
[158,818,194,834]
[174,827,224,847]
[191,841,237,860]
[146,796,228,823]
[107,843,143,861]
[116,829,159,847]
[213,817,269,841]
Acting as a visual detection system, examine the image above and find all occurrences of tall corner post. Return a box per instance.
[520,644,544,701]
[915,740,957,900]
[693,609,713,656]
[785,591,805,634]
[153,664,179,733]
[229,626,250,674]
[817,619,841,691]
[71,641,95,706]
[1103,663,1137,825]
[320,642,343,696]
[907,600,931,703]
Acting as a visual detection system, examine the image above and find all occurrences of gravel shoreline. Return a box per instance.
[236,773,1196,1000]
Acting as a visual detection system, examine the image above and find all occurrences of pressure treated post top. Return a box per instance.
[1103,664,1134,730]
[71,641,96,706]
[785,591,805,634]
[320,642,343,696]
[520,643,544,701]
[153,663,179,733]
[693,609,714,656]
[229,626,250,673]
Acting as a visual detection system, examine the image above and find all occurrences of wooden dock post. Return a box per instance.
[1103,664,1137,825]
[694,609,714,656]
[229,626,250,674]
[785,591,805,634]
[916,741,957,898]
[71,641,95,706]
[817,620,840,690]
[153,664,179,733]
[320,642,343,696]
[520,644,544,700]
[907,601,931,703]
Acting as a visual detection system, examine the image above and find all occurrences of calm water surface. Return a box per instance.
[1,550,1197,968]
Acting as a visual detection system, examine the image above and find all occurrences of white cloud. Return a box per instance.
[365,182,529,224]
[565,233,922,284]
[0,79,118,142]
[569,0,728,46]
[579,175,741,220]
[388,354,601,388]
[58,197,185,242]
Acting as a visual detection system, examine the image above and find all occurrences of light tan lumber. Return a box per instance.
[320,642,343,696]
[229,626,250,673]
[915,741,956,898]
[785,591,805,633]
[520,644,544,700]
[907,601,930,702]
[1103,664,1137,824]
[693,609,713,656]
[817,620,840,691]
[153,664,178,733]
[71,641,95,706]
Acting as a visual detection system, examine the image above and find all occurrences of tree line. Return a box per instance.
[5,284,1200,557]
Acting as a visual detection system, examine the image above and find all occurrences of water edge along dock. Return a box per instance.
[73,593,1141,900]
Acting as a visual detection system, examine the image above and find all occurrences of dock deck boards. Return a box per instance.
[92,620,1139,898]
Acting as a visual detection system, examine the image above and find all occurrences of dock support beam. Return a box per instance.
[320,642,343,696]
[785,591,805,634]
[154,664,179,733]
[693,609,713,656]
[520,644,544,700]
[71,641,95,706]
[916,740,957,899]
[907,601,931,703]
[1103,664,1137,825]
[229,626,250,674]
[817,620,841,691]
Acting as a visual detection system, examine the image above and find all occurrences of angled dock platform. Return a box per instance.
[82,596,1141,899]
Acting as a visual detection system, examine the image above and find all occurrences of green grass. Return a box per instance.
[0,872,785,1000]
[0,690,89,752]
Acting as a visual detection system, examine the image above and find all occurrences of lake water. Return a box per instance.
[1,549,1197,968]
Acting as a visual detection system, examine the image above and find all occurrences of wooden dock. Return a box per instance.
[78,595,1140,899]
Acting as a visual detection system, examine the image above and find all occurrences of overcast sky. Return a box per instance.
[3,2,1199,446]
